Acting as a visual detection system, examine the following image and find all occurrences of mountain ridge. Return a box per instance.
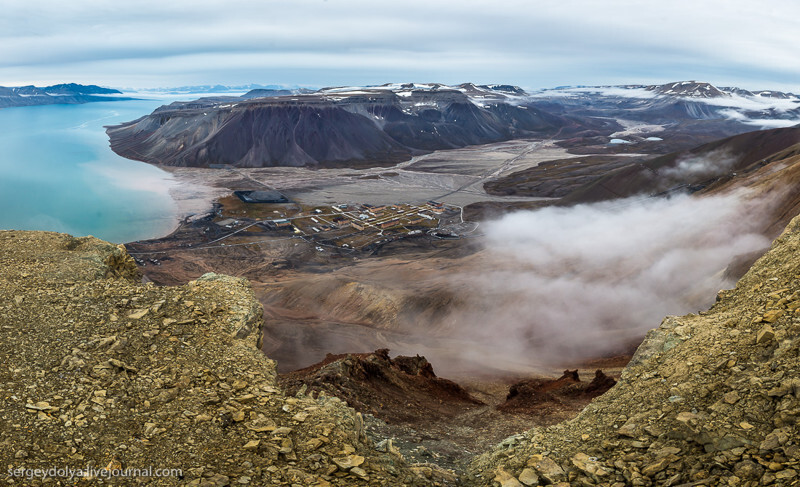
[106,84,569,169]
[0,83,127,108]
[106,80,800,170]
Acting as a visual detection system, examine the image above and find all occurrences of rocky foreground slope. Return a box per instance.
[3,207,800,485]
[468,216,800,485]
[0,231,448,486]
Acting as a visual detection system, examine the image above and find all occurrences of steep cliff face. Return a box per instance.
[0,231,447,486]
[106,88,566,168]
[468,214,800,486]
[109,103,413,168]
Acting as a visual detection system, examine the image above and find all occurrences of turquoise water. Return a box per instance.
[0,98,187,243]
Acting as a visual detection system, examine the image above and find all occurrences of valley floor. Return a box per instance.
[124,137,658,472]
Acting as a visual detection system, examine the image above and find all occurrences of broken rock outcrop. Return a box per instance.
[498,370,616,416]
[280,349,482,424]
[0,231,445,486]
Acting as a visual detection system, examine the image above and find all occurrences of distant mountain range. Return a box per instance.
[0,83,128,108]
[643,80,795,99]
[127,84,309,95]
[105,80,800,169]
[549,81,797,100]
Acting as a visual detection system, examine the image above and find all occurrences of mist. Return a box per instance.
[437,190,772,372]
[658,149,738,182]
[260,188,779,376]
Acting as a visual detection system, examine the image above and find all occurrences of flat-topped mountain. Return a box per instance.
[12,83,121,96]
[106,83,570,168]
[0,83,126,108]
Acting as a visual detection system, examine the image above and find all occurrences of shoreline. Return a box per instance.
[138,138,571,245]
[139,165,232,243]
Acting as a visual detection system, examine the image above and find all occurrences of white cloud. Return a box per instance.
[717,109,800,129]
[531,86,660,99]
[1,0,799,90]
[658,149,739,181]
[701,94,800,112]
[438,190,775,370]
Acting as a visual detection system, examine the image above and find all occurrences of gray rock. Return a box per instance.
[518,468,540,486]
[530,456,566,483]
[493,468,523,487]
[734,460,764,480]
[757,324,776,344]
[332,454,365,471]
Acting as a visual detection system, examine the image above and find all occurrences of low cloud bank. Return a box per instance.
[447,190,772,370]
[718,108,800,129]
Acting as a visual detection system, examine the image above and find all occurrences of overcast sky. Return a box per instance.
[2,0,798,91]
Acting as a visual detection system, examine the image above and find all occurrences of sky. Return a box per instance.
[2,0,799,92]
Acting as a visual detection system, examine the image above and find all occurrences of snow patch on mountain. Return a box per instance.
[531,81,800,129]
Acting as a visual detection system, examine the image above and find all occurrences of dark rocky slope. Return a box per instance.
[280,349,481,424]
[565,127,800,200]
[484,126,800,206]
[106,87,569,168]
